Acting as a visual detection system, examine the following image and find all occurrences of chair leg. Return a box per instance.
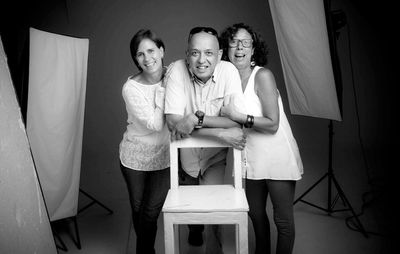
[174,224,180,254]
[235,223,240,254]
[238,215,248,254]
[164,213,177,254]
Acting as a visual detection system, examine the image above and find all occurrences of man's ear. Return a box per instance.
[160,46,165,58]
[217,49,223,62]
[185,50,190,64]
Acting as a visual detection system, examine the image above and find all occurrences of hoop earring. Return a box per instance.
[250,55,256,67]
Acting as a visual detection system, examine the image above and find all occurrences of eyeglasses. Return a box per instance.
[229,39,253,48]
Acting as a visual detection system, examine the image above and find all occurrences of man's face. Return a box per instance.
[186,32,222,83]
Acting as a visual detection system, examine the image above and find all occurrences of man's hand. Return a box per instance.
[217,127,247,150]
[171,113,197,140]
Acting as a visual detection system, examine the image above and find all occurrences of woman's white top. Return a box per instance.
[243,66,303,180]
[119,78,170,171]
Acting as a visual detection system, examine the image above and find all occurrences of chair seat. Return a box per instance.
[162,185,249,213]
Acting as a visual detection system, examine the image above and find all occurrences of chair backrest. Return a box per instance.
[170,136,242,190]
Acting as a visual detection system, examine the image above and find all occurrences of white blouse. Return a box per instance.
[119,78,170,171]
[243,66,303,180]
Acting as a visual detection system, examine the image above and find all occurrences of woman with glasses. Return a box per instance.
[119,29,170,254]
[220,23,303,254]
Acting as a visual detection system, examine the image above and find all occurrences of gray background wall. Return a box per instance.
[1,0,395,241]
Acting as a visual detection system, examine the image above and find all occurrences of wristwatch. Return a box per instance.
[194,110,205,128]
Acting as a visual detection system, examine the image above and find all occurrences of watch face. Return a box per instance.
[196,110,204,118]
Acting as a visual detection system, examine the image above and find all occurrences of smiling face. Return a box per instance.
[136,38,164,74]
[186,32,222,83]
[228,28,254,70]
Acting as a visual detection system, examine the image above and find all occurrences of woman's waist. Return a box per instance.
[125,123,168,136]
[122,126,170,144]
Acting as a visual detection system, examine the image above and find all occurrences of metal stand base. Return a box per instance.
[53,189,113,251]
[294,121,368,238]
[78,188,113,214]
[52,216,81,251]
[54,232,68,252]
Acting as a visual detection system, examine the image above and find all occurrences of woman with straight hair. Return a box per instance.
[119,29,170,254]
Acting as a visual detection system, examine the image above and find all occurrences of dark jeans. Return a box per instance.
[120,162,170,254]
[245,179,296,254]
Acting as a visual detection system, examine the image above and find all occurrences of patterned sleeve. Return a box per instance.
[122,84,165,131]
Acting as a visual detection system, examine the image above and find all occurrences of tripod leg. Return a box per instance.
[331,176,368,238]
[72,216,82,249]
[54,232,68,251]
[79,188,113,214]
[294,172,329,204]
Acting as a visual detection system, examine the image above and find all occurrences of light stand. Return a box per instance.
[52,188,114,251]
[294,0,368,238]
[294,121,368,237]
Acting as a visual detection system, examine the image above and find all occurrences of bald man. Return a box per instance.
[164,26,246,253]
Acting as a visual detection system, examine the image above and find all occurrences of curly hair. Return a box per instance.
[130,29,165,72]
[220,23,269,66]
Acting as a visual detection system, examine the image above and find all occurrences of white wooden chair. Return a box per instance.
[162,136,249,254]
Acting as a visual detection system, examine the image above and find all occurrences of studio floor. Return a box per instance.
[52,145,391,254]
